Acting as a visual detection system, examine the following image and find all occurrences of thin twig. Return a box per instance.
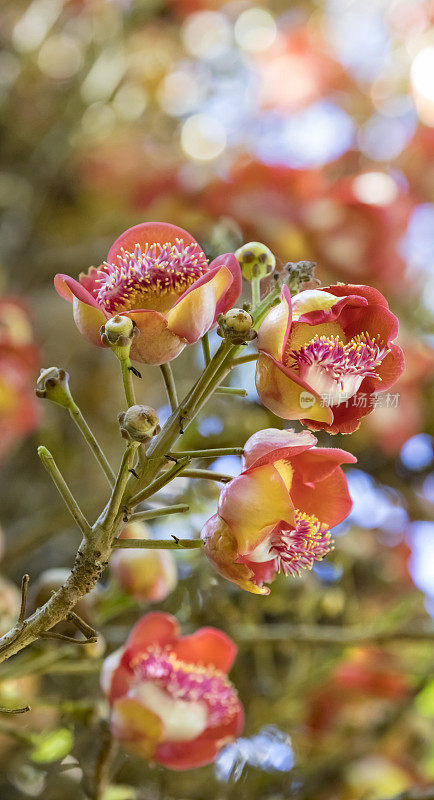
[129,456,191,507]
[160,363,178,411]
[40,632,98,645]
[120,359,136,407]
[69,404,115,487]
[214,386,247,396]
[201,332,211,365]
[67,611,97,640]
[103,443,139,531]
[235,621,434,646]
[168,447,244,459]
[112,537,202,550]
[231,353,259,365]
[38,447,91,537]
[18,574,29,623]
[0,705,31,714]
[128,503,189,522]
[181,468,232,483]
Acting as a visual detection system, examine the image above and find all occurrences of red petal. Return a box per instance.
[242,427,317,471]
[322,284,389,308]
[290,467,353,528]
[290,447,357,484]
[107,222,202,264]
[212,253,242,316]
[172,628,237,673]
[54,274,102,310]
[297,294,368,326]
[124,612,179,662]
[155,707,244,770]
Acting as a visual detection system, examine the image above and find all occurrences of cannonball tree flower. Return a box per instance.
[111,522,177,603]
[101,612,243,770]
[255,284,405,434]
[54,222,242,365]
[201,428,356,595]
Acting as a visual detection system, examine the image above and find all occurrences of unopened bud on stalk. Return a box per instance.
[217,308,256,345]
[118,404,160,443]
[100,315,137,360]
[35,367,73,408]
[234,241,275,282]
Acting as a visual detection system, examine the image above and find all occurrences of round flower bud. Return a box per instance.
[217,308,256,345]
[234,241,276,281]
[111,522,177,603]
[118,404,160,443]
[101,315,135,347]
[35,367,73,408]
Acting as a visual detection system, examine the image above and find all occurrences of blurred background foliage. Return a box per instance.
[0,0,434,798]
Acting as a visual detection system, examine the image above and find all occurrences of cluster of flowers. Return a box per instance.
[56,221,404,768]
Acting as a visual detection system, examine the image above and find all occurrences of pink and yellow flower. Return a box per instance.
[111,522,177,603]
[54,222,241,365]
[255,284,405,434]
[101,612,243,770]
[201,428,356,595]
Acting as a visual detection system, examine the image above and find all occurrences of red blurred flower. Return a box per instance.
[55,222,241,365]
[255,284,404,434]
[101,612,243,769]
[201,428,355,594]
[0,299,39,460]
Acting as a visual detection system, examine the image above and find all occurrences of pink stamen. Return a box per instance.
[289,333,387,389]
[270,510,333,577]
[131,647,239,727]
[94,239,208,314]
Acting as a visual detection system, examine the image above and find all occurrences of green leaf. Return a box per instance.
[30,728,74,763]
[415,680,434,717]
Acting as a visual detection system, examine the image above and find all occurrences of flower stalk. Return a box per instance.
[37,446,91,538]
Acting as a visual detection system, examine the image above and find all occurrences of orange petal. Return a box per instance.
[166,266,232,343]
[125,612,179,659]
[201,515,270,595]
[107,222,202,264]
[172,629,237,673]
[256,285,292,360]
[72,297,107,347]
[255,354,334,424]
[218,464,294,553]
[111,697,163,757]
[125,310,186,365]
[242,427,317,471]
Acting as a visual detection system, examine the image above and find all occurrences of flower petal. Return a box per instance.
[54,274,102,310]
[255,353,334,424]
[156,705,244,769]
[242,427,317,471]
[218,464,294,553]
[124,612,179,660]
[295,293,368,326]
[111,697,163,758]
[166,265,232,343]
[201,515,270,595]
[290,467,353,528]
[125,309,186,365]
[322,284,389,308]
[211,253,242,315]
[72,297,107,346]
[256,285,292,360]
[100,647,131,704]
[290,447,357,484]
[172,628,237,673]
[107,222,202,264]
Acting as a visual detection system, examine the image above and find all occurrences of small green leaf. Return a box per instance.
[415,680,434,717]
[30,728,74,763]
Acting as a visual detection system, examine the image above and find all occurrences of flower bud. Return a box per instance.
[0,576,21,637]
[234,242,275,281]
[118,404,160,443]
[217,308,256,345]
[101,315,136,347]
[35,367,73,408]
[111,522,177,603]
